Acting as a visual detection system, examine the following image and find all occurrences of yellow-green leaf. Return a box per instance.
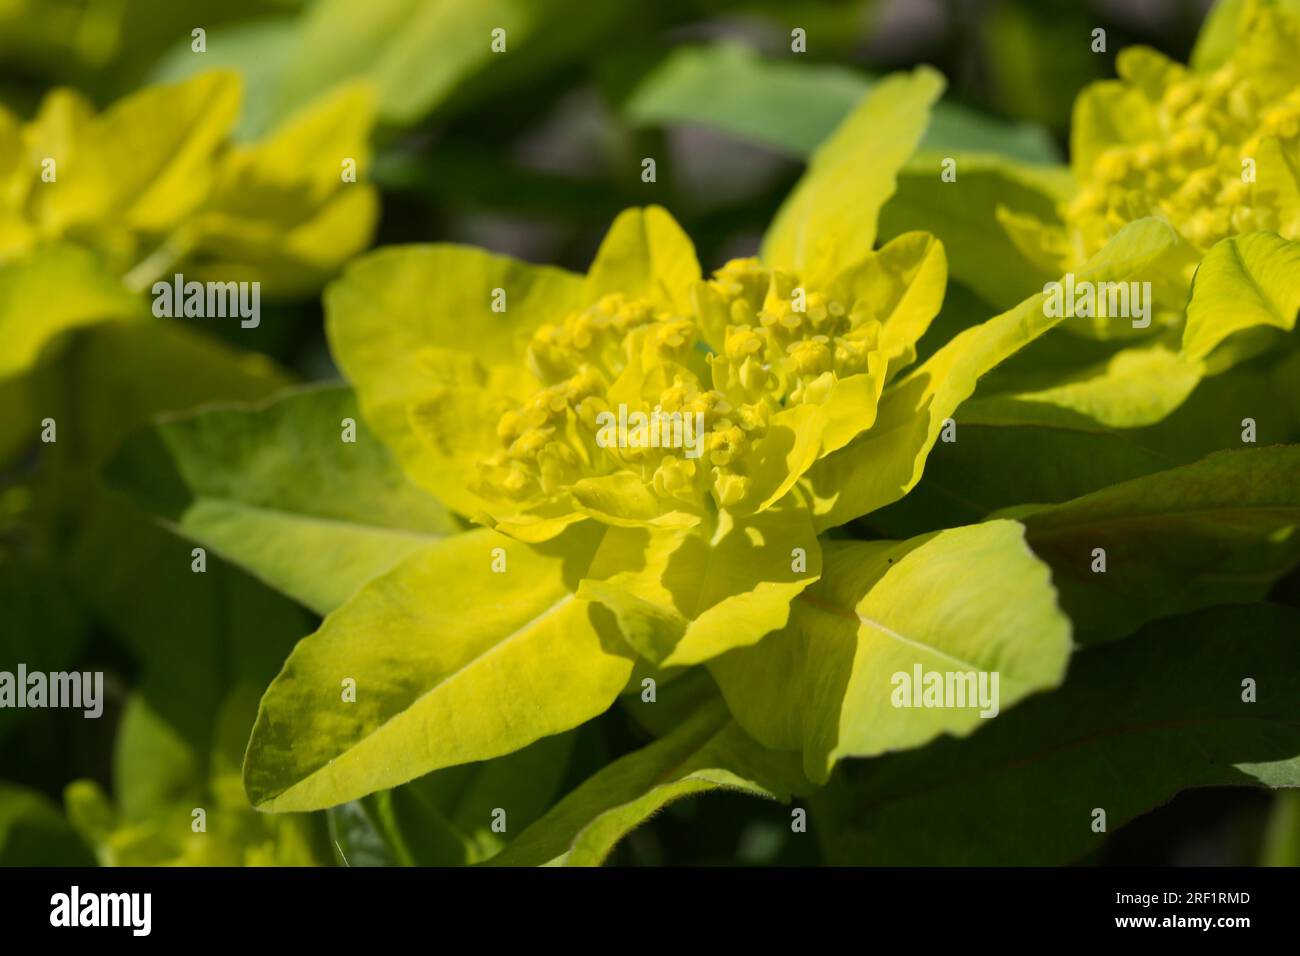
[826,230,948,380]
[108,384,461,616]
[959,341,1205,429]
[762,66,945,284]
[1183,232,1300,361]
[805,217,1187,531]
[0,243,141,382]
[244,525,636,812]
[711,520,1071,783]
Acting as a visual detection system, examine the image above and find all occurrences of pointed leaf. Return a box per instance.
[244,526,635,812]
[1184,232,1300,362]
[805,217,1187,531]
[109,384,460,616]
[762,67,945,283]
[711,519,1071,782]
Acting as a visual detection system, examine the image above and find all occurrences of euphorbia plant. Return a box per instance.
[117,69,1086,812]
[107,53,1300,864]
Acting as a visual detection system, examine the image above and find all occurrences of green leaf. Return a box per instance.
[275,0,622,127]
[576,496,822,668]
[0,783,95,866]
[624,43,1060,164]
[867,344,1300,538]
[624,43,871,157]
[621,666,724,739]
[109,384,460,616]
[149,18,300,141]
[69,507,316,766]
[487,700,810,866]
[327,799,398,867]
[815,604,1300,865]
[921,101,1062,165]
[243,525,636,812]
[35,319,291,475]
[1012,446,1300,645]
[35,318,307,768]
[112,693,202,824]
[959,341,1205,430]
[762,66,945,284]
[711,520,1071,783]
[805,217,1187,531]
[1183,232,1300,362]
[879,156,1074,310]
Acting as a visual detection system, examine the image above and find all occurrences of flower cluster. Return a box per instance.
[1065,9,1300,259]
[0,71,375,292]
[477,259,886,514]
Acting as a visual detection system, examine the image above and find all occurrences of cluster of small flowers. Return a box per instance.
[477,258,886,510]
[1067,57,1300,257]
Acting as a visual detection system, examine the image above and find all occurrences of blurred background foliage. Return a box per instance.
[2,0,1296,866]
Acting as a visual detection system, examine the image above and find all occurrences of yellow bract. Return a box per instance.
[0,71,378,294]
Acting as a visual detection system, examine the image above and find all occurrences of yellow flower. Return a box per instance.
[1065,0,1300,262]
[0,71,378,294]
